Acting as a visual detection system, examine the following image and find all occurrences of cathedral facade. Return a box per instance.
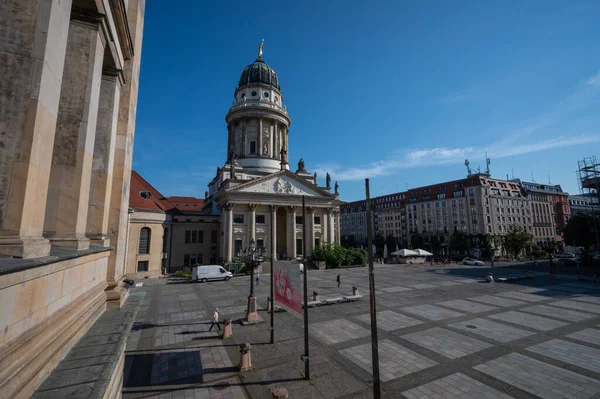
[203,43,342,262]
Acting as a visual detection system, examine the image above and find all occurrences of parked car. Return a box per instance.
[555,252,576,259]
[462,257,484,266]
[192,265,233,282]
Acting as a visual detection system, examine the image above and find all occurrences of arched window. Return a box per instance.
[139,227,151,254]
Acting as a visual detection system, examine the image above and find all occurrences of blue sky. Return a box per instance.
[133,0,600,202]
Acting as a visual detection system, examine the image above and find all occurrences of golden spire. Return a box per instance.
[258,38,264,58]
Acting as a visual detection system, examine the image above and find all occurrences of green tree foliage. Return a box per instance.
[341,235,357,249]
[502,226,533,259]
[374,234,385,255]
[563,213,598,250]
[311,243,368,268]
[450,231,469,254]
[385,234,397,252]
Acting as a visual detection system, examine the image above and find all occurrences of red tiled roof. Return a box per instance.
[167,196,205,211]
[129,171,176,212]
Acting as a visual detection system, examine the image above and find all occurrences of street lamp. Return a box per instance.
[238,238,267,322]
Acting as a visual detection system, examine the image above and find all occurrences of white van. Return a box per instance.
[192,265,233,283]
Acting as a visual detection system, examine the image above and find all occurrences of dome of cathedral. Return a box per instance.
[238,57,280,90]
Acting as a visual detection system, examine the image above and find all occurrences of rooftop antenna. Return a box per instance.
[511,166,515,179]
[485,153,491,175]
[548,173,551,185]
[506,174,509,181]
[405,182,408,191]
[531,170,535,182]
[477,166,481,174]
[464,159,472,176]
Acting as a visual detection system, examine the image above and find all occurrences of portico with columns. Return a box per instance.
[204,43,342,262]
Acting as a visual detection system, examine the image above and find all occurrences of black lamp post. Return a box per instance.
[238,238,266,321]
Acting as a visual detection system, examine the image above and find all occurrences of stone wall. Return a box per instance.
[126,210,166,278]
[0,250,110,397]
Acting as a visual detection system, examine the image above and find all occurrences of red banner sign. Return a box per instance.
[274,262,302,315]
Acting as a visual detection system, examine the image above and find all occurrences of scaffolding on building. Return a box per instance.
[577,156,600,249]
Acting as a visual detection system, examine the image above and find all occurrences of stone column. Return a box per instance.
[335,211,341,244]
[288,206,297,258]
[105,0,146,308]
[43,19,106,250]
[0,0,72,258]
[226,203,234,262]
[307,207,316,256]
[248,204,257,242]
[328,209,335,244]
[220,206,227,259]
[86,73,122,247]
[273,122,278,159]
[270,205,278,259]
[258,117,263,157]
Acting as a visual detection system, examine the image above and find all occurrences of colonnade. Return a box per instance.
[0,0,144,305]
[221,203,341,262]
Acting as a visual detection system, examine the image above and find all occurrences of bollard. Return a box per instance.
[239,343,252,371]
[271,387,289,398]
[223,318,232,339]
[267,296,272,311]
[352,286,359,296]
[313,291,320,302]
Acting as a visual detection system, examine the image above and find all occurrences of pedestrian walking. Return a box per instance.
[490,258,494,267]
[336,274,341,288]
[209,308,221,331]
[256,273,260,285]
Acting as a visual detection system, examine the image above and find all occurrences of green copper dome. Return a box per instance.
[238,57,280,90]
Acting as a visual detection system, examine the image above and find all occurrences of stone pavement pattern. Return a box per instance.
[122,263,600,398]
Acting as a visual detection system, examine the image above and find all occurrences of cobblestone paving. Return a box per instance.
[495,291,547,302]
[402,327,492,359]
[311,318,371,344]
[355,310,423,331]
[488,311,567,331]
[401,304,465,320]
[339,339,437,382]
[467,295,527,308]
[567,328,600,346]
[402,372,514,399]
[436,299,498,313]
[475,353,600,398]
[548,299,600,314]
[123,264,600,398]
[519,304,596,322]
[449,318,535,342]
[527,339,600,373]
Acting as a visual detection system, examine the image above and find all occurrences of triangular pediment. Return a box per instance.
[229,171,331,198]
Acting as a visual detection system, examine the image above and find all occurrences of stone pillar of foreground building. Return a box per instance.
[86,73,122,247]
[335,211,341,245]
[43,18,106,251]
[105,0,146,308]
[326,209,333,244]
[0,0,72,258]
[287,206,297,258]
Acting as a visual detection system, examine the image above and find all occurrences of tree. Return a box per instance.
[450,231,469,255]
[341,235,357,249]
[374,234,385,255]
[385,234,397,253]
[410,233,425,250]
[563,213,599,250]
[502,226,533,259]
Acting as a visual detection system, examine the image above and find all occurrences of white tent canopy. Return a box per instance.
[413,249,433,256]
[391,249,419,257]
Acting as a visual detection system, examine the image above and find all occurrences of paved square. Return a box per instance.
[339,339,437,382]
[573,295,600,305]
[527,339,600,373]
[548,299,600,314]
[567,328,600,346]
[475,352,600,398]
[402,327,492,359]
[380,286,413,293]
[489,311,567,331]
[409,283,439,289]
[401,304,465,320]
[437,299,498,313]
[520,304,596,322]
[402,372,514,399]
[449,318,535,342]
[495,291,547,302]
[310,319,370,344]
[355,310,422,331]
[541,284,590,294]
[467,295,527,307]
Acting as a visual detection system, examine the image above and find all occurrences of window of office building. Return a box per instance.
[137,261,149,272]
